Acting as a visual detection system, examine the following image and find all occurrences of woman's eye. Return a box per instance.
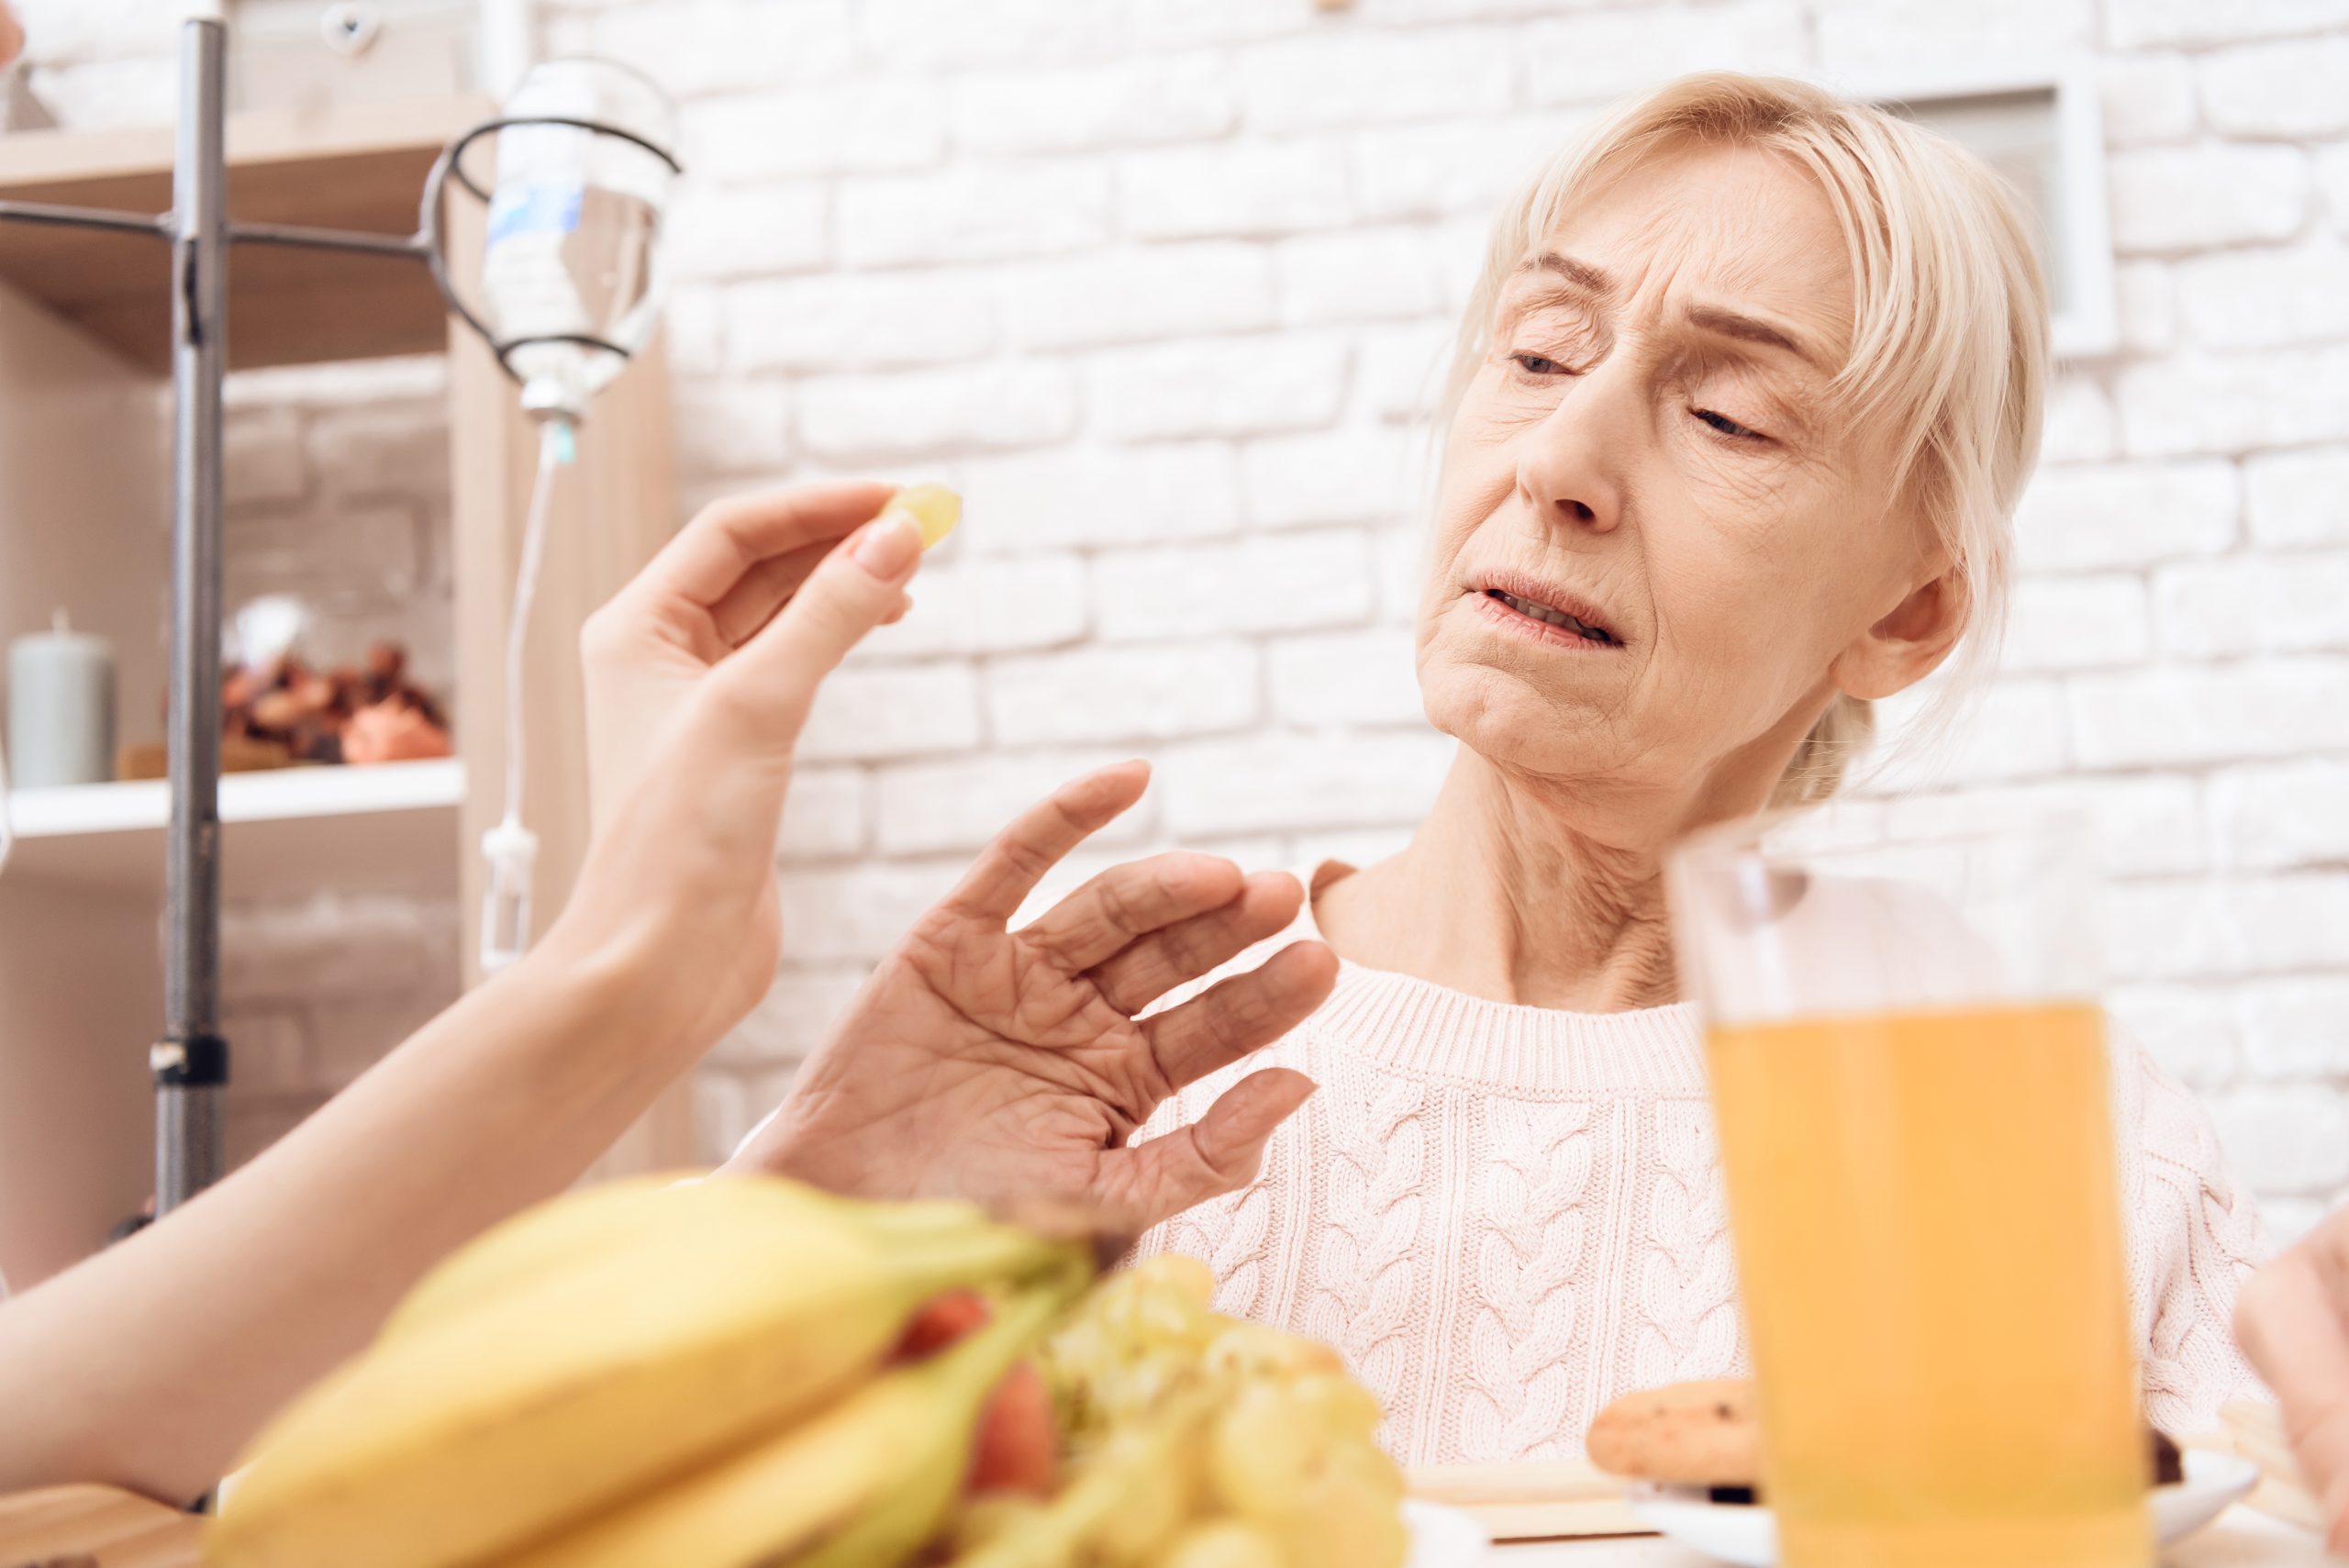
[1512,353,1570,376]
[1694,407,1764,440]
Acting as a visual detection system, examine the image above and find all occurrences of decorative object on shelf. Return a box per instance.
[6,610,116,788]
[0,17,681,1215]
[117,628,451,779]
[222,595,451,766]
[228,635,451,767]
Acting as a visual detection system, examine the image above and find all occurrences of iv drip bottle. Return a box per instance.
[480,60,680,425]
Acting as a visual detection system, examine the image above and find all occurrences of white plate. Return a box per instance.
[1627,1450,2260,1568]
[1408,1498,1495,1566]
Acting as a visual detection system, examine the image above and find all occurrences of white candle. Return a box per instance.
[7,610,116,787]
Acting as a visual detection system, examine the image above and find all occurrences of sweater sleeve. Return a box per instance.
[2116,1040,2273,1434]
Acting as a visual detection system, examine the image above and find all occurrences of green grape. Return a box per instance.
[1130,1251,1219,1312]
[1203,1321,1344,1383]
[1096,1271,1211,1351]
[878,482,962,549]
[1205,1381,1321,1522]
[1322,1434,1407,1505]
[1091,1424,1200,1565]
[948,1494,1049,1554]
[1286,1372,1386,1444]
[1147,1518,1288,1568]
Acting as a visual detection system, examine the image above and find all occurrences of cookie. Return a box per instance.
[1586,1378,1760,1487]
[1586,1378,2184,1496]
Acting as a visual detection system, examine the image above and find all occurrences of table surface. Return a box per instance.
[1491,1507,2328,1566]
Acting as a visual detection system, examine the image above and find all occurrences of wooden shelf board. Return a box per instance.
[0,95,491,373]
[5,757,463,899]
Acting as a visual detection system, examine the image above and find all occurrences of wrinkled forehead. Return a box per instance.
[1519,142,1859,373]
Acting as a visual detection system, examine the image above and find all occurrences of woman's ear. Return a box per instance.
[1831,567,1970,701]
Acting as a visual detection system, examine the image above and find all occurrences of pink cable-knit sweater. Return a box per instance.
[1133,863,2270,1466]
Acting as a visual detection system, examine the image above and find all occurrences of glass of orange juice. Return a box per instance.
[1666,811,2148,1568]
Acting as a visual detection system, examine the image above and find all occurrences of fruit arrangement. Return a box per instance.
[945,1254,1413,1568]
[205,1179,1407,1568]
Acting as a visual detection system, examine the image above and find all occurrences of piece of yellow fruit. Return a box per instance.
[882,483,962,550]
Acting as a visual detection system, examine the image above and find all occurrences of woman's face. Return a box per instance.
[1418,143,1956,814]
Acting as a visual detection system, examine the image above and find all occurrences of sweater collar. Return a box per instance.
[1291,862,1706,1092]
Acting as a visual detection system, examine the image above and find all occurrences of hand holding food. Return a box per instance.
[551,481,935,1051]
[0,484,959,1507]
[578,478,924,834]
[730,760,1339,1240]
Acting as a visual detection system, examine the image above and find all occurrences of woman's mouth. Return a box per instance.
[1475,586,1620,647]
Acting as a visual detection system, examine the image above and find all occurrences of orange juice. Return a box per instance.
[1706,1002,2149,1568]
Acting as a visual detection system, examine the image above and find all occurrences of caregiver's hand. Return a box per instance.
[551,480,910,1051]
[2234,1207,2349,1552]
[727,760,1338,1239]
[0,484,929,1504]
[579,479,900,835]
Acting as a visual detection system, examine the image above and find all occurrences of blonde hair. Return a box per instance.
[1441,73,2050,807]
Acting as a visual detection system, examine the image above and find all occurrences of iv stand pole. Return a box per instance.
[154,17,230,1212]
[0,18,428,1216]
[0,17,671,1216]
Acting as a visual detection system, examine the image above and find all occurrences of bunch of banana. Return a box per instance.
[941,1255,1411,1568]
[206,1175,1088,1568]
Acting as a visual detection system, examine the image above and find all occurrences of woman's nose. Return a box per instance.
[1517,367,1631,535]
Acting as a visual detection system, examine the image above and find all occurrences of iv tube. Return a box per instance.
[479,416,574,973]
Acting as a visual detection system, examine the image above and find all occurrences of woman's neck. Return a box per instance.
[1314,751,1690,1013]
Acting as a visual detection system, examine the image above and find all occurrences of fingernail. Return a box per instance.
[851,514,922,579]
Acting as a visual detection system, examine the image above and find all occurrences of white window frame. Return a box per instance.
[1833,63,2119,362]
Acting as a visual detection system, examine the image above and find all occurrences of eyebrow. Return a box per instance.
[1519,250,1612,295]
[1684,304,1819,369]
[1515,252,1826,372]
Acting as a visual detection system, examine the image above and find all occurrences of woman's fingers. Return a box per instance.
[1087,871,1305,1016]
[940,762,1153,925]
[707,536,835,647]
[704,511,924,746]
[2238,1224,2349,1550]
[617,480,896,624]
[1103,1069,1318,1234]
[1141,940,1339,1091]
[1021,852,1245,975]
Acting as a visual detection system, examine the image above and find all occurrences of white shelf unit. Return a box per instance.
[7,759,464,900]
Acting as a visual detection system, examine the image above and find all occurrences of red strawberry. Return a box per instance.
[969,1361,1058,1497]
[896,1290,991,1361]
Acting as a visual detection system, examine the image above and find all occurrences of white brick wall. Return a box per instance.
[28,0,2348,1245]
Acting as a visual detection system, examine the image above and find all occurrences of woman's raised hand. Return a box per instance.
[729,761,1338,1240]
[551,480,914,1056]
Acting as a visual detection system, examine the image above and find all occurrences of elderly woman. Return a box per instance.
[753,71,2266,1466]
[1125,72,2269,1462]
